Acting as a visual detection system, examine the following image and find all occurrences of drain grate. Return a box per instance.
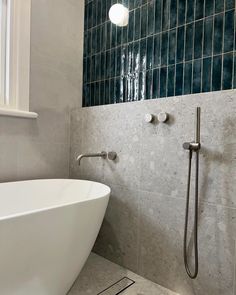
[97,277,135,295]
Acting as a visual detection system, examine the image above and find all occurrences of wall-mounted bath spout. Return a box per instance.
[183,107,201,279]
[76,151,117,165]
[76,152,107,165]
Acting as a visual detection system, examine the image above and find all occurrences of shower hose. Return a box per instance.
[183,148,199,279]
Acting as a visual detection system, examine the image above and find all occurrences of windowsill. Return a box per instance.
[0,107,38,119]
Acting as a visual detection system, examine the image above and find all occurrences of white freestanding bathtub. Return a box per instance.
[0,179,110,295]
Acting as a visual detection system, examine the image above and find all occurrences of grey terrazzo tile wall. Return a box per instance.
[70,90,236,295]
[83,0,236,107]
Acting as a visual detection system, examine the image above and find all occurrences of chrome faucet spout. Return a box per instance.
[76,151,107,165]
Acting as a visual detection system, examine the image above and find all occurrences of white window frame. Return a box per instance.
[0,0,38,119]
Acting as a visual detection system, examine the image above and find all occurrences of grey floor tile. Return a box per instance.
[68,253,178,295]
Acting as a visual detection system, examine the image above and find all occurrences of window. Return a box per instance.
[0,0,37,118]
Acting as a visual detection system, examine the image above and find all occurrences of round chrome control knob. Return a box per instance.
[157,112,169,123]
[144,113,155,123]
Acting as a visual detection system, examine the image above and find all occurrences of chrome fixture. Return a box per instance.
[144,113,155,123]
[157,112,169,123]
[183,107,201,279]
[144,112,169,124]
[76,151,117,166]
[108,151,117,161]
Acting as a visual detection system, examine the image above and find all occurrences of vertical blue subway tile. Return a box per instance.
[234,53,236,88]
[202,57,212,92]
[110,78,115,104]
[101,24,106,52]
[167,65,175,96]
[186,0,194,22]
[215,0,224,13]
[212,55,222,91]
[87,30,91,56]
[106,50,110,79]
[178,0,186,26]
[97,0,102,25]
[146,70,153,99]
[176,26,185,63]
[134,8,141,40]
[123,76,128,102]
[160,67,167,97]
[205,0,214,16]
[223,53,233,90]
[155,0,162,33]
[95,53,101,80]
[175,63,184,96]
[83,0,236,107]
[101,52,106,80]
[115,78,121,103]
[154,34,161,67]
[153,68,160,98]
[95,82,100,106]
[100,81,105,105]
[195,0,204,20]
[162,0,170,31]
[139,71,146,100]
[213,13,224,54]
[121,45,128,75]
[203,16,213,57]
[133,41,140,73]
[133,74,140,101]
[185,23,194,61]
[116,47,122,77]
[111,49,116,77]
[90,83,95,106]
[122,26,128,44]
[91,55,96,81]
[101,0,107,23]
[193,59,202,94]
[147,36,154,69]
[128,43,134,74]
[88,1,93,29]
[140,38,147,71]
[184,61,192,94]
[111,24,116,48]
[225,0,235,10]
[148,1,155,35]
[92,0,97,27]
[194,20,203,59]
[128,10,134,42]
[92,28,96,54]
[97,26,102,53]
[168,28,176,65]
[87,57,91,82]
[117,27,122,46]
[224,10,234,53]
[170,0,177,29]
[106,0,111,20]
[161,32,169,66]
[83,58,87,85]
[105,80,110,104]
[106,22,111,49]
[141,5,148,38]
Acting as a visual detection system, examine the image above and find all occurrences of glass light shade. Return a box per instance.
[109,4,129,27]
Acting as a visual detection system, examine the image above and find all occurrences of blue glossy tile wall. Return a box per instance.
[83,0,236,107]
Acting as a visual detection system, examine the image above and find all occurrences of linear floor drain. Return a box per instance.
[97,277,135,295]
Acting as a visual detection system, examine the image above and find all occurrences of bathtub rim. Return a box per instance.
[0,179,110,222]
